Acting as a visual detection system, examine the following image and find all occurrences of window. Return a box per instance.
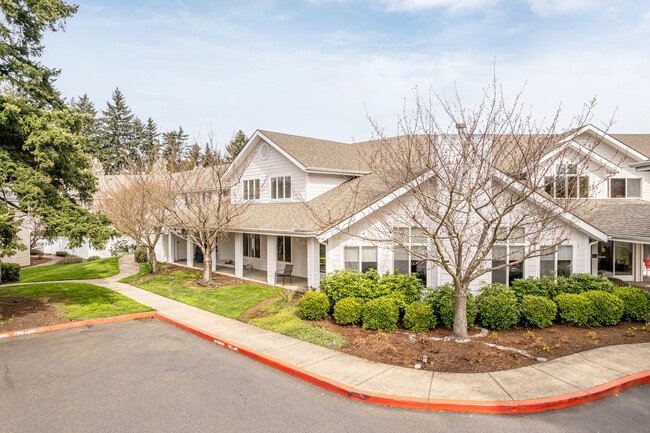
[540,245,573,277]
[243,233,260,258]
[344,246,377,272]
[491,227,525,285]
[277,236,292,262]
[544,164,589,198]
[243,179,260,200]
[271,176,291,199]
[393,227,427,285]
[609,178,641,198]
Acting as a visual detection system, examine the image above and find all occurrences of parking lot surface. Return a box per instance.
[1,319,648,433]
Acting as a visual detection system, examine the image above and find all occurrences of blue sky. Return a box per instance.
[42,0,650,147]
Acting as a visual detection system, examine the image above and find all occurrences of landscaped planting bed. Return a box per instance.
[243,270,650,373]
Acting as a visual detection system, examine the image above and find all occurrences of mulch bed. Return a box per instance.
[27,256,52,267]
[0,296,69,332]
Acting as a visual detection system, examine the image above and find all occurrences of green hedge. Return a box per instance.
[519,295,557,328]
[477,284,520,330]
[333,297,365,325]
[613,287,650,321]
[56,256,85,265]
[582,290,623,326]
[87,256,100,262]
[297,291,330,320]
[403,301,436,332]
[1,262,21,282]
[376,272,424,311]
[134,247,148,263]
[511,276,558,300]
[555,293,594,326]
[557,273,615,294]
[425,284,476,331]
[362,297,400,331]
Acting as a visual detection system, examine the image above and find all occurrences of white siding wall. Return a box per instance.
[306,173,349,200]
[5,225,30,266]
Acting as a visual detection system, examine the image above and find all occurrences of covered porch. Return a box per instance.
[593,240,650,289]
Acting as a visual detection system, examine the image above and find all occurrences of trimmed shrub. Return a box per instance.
[582,290,623,326]
[1,262,21,282]
[87,256,101,262]
[30,249,44,257]
[477,285,520,331]
[362,297,400,331]
[520,295,557,328]
[613,287,650,321]
[320,269,382,307]
[403,301,436,333]
[511,276,558,300]
[557,273,615,294]
[297,291,330,320]
[57,256,85,265]
[425,284,476,331]
[376,271,424,311]
[333,297,365,325]
[555,293,594,326]
[134,247,148,263]
[55,251,69,257]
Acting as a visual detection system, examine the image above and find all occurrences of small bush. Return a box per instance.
[320,269,380,307]
[1,262,21,282]
[134,247,148,263]
[555,293,594,326]
[477,285,520,330]
[87,256,100,262]
[30,249,44,257]
[613,287,650,321]
[56,256,85,265]
[511,276,558,300]
[519,295,557,328]
[333,297,365,325]
[557,273,615,294]
[362,297,400,331]
[425,284,476,331]
[297,291,330,320]
[55,251,69,257]
[376,271,424,311]
[582,290,623,326]
[403,301,436,333]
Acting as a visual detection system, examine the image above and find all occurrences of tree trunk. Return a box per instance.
[148,248,158,274]
[452,283,469,341]
[202,250,212,283]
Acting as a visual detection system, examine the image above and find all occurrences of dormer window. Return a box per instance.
[609,178,641,198]
[271,176,291,200]
[544,164,589,198]
[243,179,260,200]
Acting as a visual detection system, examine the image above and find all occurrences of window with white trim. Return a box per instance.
[609,178,641,198]
[540,245,573,277]
[277,236,292,262]
[243,233,260,258]
[243,179,260,200]
[344,246,377,272]
[393,227,427,285]
[271,176,291,199]
[544,164,589,198]
[491,227,525,285]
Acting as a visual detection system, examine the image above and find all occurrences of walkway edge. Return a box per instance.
[154,312,650,414]
[0,312,156,340]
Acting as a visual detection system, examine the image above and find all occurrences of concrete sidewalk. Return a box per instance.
[20,256,650,406]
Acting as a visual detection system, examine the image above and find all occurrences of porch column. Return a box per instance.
[187,240,194,267]
[307,237,320,290]
[211,248,217,272]
[267,235,277,285]
[167,232,174,262]
[234,232,244,277]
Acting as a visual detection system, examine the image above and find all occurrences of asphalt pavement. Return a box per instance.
[1,319,648,433]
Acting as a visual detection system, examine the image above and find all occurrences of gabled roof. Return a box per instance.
[573,199,650,242]
[611,134,650,160]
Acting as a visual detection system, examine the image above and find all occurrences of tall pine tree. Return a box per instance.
[162,126,188,169]
[100,87,137,173]
[226,129,248,161]
[70,93,102,160]
[142,117,160,162]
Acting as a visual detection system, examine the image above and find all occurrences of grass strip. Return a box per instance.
[19,257,121,283]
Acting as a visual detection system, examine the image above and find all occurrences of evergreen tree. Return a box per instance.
[202,143,215,167]
[70,94,102,159]
[142,117,160,162]
[162,126,188,169]
[226,130,248,161]
[187,143,202,169]
[100,87,136,173]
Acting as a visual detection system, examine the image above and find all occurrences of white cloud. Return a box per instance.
[526,0,604,16]
[379,0,496,12]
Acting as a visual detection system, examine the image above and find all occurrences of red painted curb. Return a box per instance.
[0,311,156,340]
[154,312,650,414]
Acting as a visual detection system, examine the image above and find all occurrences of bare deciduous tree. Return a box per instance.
[319,80,615,341]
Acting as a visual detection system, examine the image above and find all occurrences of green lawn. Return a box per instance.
[131,270,280,319]
[0,282,153,321]
[18,256,121,283]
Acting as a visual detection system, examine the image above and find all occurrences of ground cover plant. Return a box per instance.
[130,269,280,319]
[249,300,344,349]
[0,282,153,331]
[17,256,121,283]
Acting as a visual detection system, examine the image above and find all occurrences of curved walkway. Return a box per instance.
[8,256,650,412]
